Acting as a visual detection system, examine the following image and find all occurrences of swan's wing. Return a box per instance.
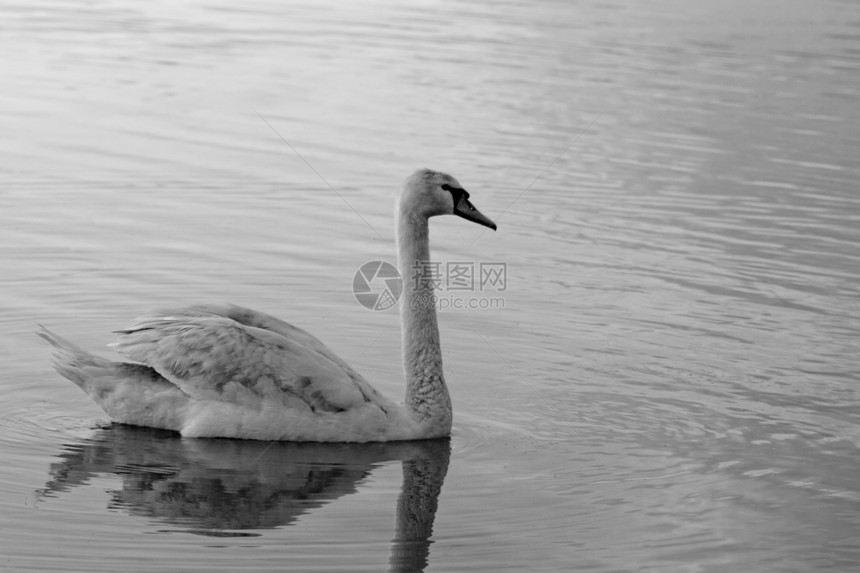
[150,304,356,374]
[111,313,384,412]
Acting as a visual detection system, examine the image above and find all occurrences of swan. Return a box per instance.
[39,169,497,442]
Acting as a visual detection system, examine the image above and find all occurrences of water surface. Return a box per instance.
[2,0,859,571]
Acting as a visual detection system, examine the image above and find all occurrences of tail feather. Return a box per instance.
[37,325,190,431]
[37,325,113,390]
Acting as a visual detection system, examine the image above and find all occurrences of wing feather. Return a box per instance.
[111,312,373,413]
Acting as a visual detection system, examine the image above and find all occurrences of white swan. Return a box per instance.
[39,169,497,442]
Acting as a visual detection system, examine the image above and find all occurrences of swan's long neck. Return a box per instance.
[396,204,452,433]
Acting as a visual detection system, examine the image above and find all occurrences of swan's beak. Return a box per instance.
[453,194,497,231]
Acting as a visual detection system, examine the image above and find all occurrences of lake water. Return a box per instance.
[2,0,859,571]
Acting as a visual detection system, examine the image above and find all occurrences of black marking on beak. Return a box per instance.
[442,183,497,231]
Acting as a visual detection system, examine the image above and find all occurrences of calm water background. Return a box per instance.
[2,0,859,571]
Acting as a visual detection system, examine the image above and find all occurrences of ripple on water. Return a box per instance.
[451,411,542,455]
[1,407,98,447]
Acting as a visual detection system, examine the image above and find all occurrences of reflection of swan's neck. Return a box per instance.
[389,439,451,573]
[396,205,452,433]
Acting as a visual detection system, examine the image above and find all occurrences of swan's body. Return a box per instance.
[40,169,496,442]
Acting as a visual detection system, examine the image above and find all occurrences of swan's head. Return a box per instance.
[400,169,497,231]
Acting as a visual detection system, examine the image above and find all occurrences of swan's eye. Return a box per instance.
[441,183,468,198]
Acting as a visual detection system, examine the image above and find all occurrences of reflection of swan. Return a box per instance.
[40,425,450,570]
[39,169,496,441]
